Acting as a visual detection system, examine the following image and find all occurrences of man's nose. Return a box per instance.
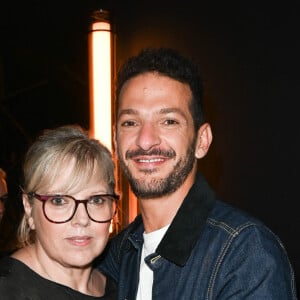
[136,122,161,151]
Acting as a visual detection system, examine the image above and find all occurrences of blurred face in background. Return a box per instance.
[0,176,8,221]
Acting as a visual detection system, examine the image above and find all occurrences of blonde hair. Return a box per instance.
[18,125,117,246]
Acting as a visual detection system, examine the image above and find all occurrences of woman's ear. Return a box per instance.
[195,123,213,159]
[22,194,35,230]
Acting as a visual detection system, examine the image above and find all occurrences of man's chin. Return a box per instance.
[132,173,165,184]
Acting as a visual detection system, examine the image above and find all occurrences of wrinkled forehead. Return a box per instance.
[118,73,192,113]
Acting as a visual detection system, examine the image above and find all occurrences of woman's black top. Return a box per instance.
[0,256,117,299]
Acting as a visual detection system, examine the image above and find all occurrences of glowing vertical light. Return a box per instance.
[88,9,112,151]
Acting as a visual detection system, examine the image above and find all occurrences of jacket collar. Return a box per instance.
[156,173,216,266]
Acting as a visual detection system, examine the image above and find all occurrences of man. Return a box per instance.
[98,47,297,299]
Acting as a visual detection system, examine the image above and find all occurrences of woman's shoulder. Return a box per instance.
[0,256,33,298]
[0,256,26,276]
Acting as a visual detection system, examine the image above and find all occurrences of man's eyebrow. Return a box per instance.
[159,107,187,119]
[118,108,138,117]
[159,107,181,114]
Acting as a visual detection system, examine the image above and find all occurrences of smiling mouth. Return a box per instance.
[136,158,165,163]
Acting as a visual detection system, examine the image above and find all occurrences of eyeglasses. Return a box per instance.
[0,194,8,203]
[28,192,119,224]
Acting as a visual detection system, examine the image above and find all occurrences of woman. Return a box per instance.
[0,125,119,299]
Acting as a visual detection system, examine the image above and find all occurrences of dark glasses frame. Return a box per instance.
[27,192,119,224]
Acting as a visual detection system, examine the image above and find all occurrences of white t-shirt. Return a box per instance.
[136,224,170,300]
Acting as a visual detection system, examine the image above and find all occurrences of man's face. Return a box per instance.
[115,72,198,199]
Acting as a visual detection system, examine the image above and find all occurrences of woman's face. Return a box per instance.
[23,160,113,269]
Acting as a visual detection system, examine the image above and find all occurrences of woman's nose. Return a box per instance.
[71,203,90,226]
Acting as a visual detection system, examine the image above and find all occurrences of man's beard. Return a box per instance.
[117,139,196,199]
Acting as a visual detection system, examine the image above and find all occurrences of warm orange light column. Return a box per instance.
[88,10,117,233]
[88,10,112,151]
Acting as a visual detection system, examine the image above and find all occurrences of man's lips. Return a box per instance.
[132,156,169,172]
[126,149,175,170]
[134,157,165,163]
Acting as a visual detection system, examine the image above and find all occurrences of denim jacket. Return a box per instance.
[98,173,297,299]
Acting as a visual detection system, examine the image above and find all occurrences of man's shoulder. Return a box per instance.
[208,200,280,241]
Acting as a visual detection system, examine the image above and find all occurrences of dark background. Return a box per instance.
[0,0,299,293]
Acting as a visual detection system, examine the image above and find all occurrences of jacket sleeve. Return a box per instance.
[211,223,297,299]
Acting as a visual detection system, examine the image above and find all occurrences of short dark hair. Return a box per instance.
[116,47,205,130]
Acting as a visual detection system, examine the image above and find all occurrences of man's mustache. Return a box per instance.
[125,148,176,159]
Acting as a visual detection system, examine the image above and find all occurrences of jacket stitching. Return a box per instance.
[206,219,256,300]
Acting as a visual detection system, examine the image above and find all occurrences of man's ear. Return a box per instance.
[195,123,213,159]
[22,194,35,230]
